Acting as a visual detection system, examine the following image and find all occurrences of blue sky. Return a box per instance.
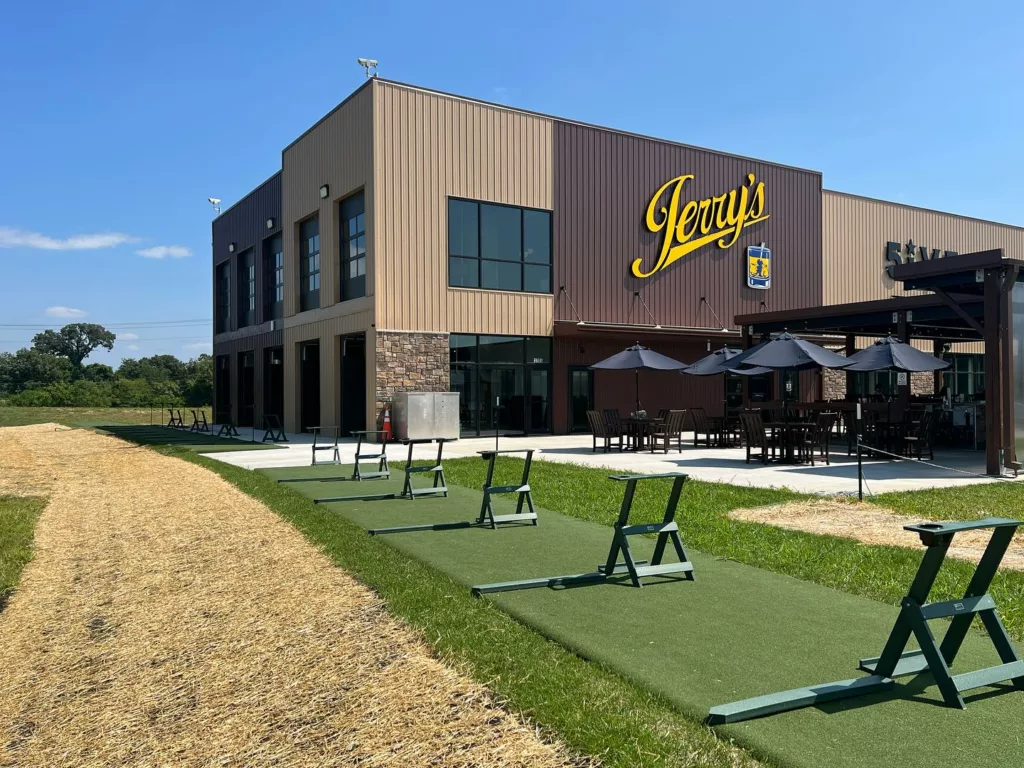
[1,0,1021,365]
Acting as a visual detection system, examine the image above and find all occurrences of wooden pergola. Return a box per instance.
[735,249,1023,475]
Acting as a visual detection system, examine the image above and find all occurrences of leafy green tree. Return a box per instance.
[182,354,213,406]
[82,363,115,382]
[31,324,116,371]
[0,349,74,394]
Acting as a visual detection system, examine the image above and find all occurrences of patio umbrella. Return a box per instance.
[728,332,850,371]
[842,336,951,372]
[681,346,773,377]
[590,343,687,413]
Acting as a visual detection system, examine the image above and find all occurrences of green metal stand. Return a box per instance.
[707,517,1024,725]
[310,426,341,466]
[262,414,288,442]
[351,430,390,480]
[217,423,240,438]
[167,409,184,428]
[189,409,210,433]
[370,448,537,535]
[471,472,692,596]
[315,437,454,504]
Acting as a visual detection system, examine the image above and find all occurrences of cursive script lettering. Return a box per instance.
[631,173,769,278]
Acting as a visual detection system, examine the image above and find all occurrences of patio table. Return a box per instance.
[621,417,657,451]
[763,421,814,464]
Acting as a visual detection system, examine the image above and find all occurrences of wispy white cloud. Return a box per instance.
[183,341,212,351]
[137,245,192,259]
[45,306,87,318]
[118,333,139,340]
[125,344,140,351]
[0,226,138,251]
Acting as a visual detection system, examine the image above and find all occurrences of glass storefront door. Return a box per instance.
[480,366,526,433]
[568,366,593,431]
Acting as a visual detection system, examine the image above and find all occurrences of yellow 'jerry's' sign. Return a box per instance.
[630,173,769,278]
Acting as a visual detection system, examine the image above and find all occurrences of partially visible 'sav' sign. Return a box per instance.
[885,240,958,278]
[631,173,769,279]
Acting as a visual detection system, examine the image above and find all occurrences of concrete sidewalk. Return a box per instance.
[206,430,1017,495]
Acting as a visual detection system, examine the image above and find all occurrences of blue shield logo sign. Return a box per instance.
[746,245,771,290]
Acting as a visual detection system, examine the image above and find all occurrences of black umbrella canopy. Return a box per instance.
[729,332,849,371]
[681,347,772,377]
[590,344,687,414]
[589,344,688,371]
[843,336,951,372]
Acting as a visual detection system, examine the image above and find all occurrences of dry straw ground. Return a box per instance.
[729,499,1024,570]
[0,424,582,767]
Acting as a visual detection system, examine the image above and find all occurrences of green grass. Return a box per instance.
[439,457,1024,642]
[873,481,1024,522]
[152,447,766,768]
[0,496,46,611]
[0,406,184,428]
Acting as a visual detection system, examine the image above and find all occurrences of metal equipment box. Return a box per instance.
[392,392,460,441]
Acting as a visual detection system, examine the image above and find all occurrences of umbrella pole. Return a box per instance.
[635,369,640,414]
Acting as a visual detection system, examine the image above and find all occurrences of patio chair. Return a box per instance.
[656,408,670,421]
[903,410,936,460]
[650,409,687,453]
[587,410,623,452]
[688,407,715,448]
[799,411,838,466]
[739,411,778,464]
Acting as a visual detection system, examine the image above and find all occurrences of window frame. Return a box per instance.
[263,232,284,322]
[447,197,552,295]
[236,248,256,328]
[298,215,321,312]
[340,190,367,302]
[215,260,231,333]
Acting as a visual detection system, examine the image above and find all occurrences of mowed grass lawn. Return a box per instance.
[0,496,45,611]
[439,457,1024,641]
[0,406,175,428]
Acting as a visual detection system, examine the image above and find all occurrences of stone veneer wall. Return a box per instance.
[820,350,936,399]
[375,330,450,418]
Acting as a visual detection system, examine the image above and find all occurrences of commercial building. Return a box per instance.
[212,77,1024,445]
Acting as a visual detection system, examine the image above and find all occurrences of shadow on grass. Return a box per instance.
[96,425,279,453]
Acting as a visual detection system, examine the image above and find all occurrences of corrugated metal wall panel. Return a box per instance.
[281,309,375,433]
[553,122,823,330]
[212,329,282,426]
[372,81,554,335]
[281,84,375,317]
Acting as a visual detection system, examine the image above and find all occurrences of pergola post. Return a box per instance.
[933,339,944,395]
[741,325,752,407]
[1001,266,1019,470]
[896,312,910,405]
[845,334,856,399]
[984,269,1002,475]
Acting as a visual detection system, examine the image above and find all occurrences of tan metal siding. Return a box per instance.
[822,190,1024,305]
[282,84,375,318]
[373,81,554,335]
[281,310,375,433]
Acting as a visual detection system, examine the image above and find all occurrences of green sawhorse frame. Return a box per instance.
[369,447,537,535]
[167,408,185,428]
[189,409,210,433]
[310,426,341,466]
[315,437,454,505]
[262,414,288,443]
[708,517,1024,725]
[351,430,390,481]
[477,449,538,529]
[471,472,693,596]
[216,422,240,438]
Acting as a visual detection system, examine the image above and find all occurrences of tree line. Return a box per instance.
[0,323,211,407]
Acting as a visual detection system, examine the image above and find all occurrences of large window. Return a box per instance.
[263,234,283,321]
[942,353,985,401]
[449,333,551,435]
[448,199,551,293]
[299,216,320,312]
[237,248,255,328]
[215,261,231,333]
[341,192,366,301]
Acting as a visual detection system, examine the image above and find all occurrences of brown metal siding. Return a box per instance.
[212,328,282,427]
[211,172,282,334]
[553,122,823,329]
[282,83,375,318]
[372,81,554,335]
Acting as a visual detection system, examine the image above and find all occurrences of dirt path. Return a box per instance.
[729,499,1024,569]
[0,425,579,767]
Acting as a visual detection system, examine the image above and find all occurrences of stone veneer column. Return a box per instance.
[910,371,935,396]
[374,330,450,420]
[822,349,847,400]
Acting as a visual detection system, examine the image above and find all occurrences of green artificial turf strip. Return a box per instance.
[268,463,1024,768]
[438,457,1024,642]
[94,424,279,452]
[161,451,766,768]
[0,496,46,611]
